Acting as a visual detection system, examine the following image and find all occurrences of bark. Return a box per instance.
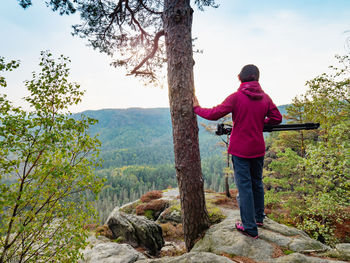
[300,130,305,157]
[163,0,210,251]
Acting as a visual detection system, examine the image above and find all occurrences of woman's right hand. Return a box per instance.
[193,95,199,107]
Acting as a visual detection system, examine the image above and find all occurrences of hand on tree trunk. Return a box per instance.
[193,95,200,107]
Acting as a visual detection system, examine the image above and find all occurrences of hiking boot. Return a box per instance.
[256,222,264,227]
[235,221,258,239]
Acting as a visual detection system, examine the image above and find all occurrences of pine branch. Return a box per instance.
[129,29,164,76]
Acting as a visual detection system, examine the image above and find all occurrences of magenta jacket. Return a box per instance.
[194,81,282,158]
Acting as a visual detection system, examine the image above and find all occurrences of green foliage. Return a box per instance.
[0,57,20,88]
[303,122,349,202]
[17,0,76,15]
[0,52,103,263]
[144,210,155,220]
[206,205,226,224]
[264,54,350,246]
[282,249,294,255]
[296,193,344,245]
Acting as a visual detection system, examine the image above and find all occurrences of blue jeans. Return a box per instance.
[232,155,265,236]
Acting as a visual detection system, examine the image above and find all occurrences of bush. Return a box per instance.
[136,199,169,220]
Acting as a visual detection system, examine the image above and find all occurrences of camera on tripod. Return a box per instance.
[215,123,232,135]
[215,122,320,135]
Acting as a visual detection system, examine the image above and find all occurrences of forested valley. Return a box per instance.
[79,108,243,223]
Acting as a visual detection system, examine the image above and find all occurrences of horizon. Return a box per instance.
[72,104,289,115]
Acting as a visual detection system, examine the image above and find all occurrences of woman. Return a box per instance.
[193,64,282,238]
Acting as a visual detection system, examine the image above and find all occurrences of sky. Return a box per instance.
[0,0,349,113]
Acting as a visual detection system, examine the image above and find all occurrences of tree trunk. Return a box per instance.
[163,0,210,251]
[225,176,231,197]
[225,141,231,198]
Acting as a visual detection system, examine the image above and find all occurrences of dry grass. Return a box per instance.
[160,242,186,257]
[136,199,169,216]
[212,195,231,205]
[83,223,98,231]
[221,254,262,263]
[160,223,184,240]
[96,224,115,239]
[271,244,285,258]
[140,190,163,203]
[334,206,350,243]
[207,190,238,210]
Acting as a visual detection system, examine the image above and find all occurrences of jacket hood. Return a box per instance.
[238,81,264,100]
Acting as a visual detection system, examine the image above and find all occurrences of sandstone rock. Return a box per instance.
[259,218,329,253]
[335,243,350,260]
[273,252,348,263]
[136,252,234,263]
[107,208,164,255]
[192,215,275,261]
[323,243,350,261]
[192,209,331,262]
[261,217,309,237]
[157,208,182,224]
[80,236,146,263]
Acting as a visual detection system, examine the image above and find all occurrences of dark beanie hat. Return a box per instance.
[239,64,260,82]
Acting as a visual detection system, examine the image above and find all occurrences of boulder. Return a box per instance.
[259,217,329,253]
[323,243,350,261]
[80,235,146,263]
[107,208,164,255]
[191,214,275,262]
[135,251,234,263]
[157,208,182,224]
[335,243,350,260]
[192,209,331,262]
[274,252,348,263]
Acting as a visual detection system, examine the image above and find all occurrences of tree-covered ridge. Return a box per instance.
[76,108,225,168]
[79,104,288,167]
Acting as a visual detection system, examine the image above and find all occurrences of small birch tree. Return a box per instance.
[0,52,103,263]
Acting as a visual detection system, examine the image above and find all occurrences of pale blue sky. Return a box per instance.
[0,0,349,112]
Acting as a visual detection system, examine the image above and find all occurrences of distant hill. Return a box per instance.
[75,108,221,168]
[76,105,289,168]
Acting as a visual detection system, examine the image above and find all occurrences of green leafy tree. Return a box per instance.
[264,55,350,245]
[283,97,317,157]
[0,57,20,88]
[0,52,103,263]
[303,55,349,142]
